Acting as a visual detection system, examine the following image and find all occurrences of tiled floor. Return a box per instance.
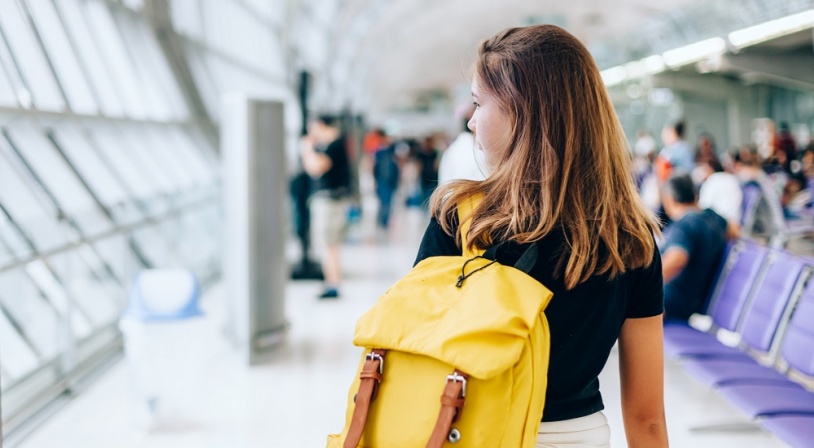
[17,199,788,447]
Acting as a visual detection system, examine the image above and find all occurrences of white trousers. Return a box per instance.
[536,411,611,448]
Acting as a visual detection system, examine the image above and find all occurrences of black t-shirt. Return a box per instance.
[315,137,351,194]
[661,208,728,321]
[414,218,664,422]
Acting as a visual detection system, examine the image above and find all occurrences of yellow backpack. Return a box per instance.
[328,196,553,448]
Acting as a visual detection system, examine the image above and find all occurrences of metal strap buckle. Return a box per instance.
[366,352,384,374]
[446,372,467,398]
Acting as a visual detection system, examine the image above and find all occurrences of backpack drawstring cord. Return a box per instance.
[456,256,498,287]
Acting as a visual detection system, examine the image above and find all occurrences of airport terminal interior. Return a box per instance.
[1,0,814,447]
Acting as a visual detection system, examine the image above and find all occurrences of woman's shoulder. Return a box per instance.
[414,217,460,265]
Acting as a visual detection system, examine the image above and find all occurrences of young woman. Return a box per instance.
[415,25,669,448]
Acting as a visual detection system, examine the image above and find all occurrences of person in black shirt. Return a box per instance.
[301,114,351,299]
[660,174,731,322]
[417,25,668,447]
[415,136,440,210]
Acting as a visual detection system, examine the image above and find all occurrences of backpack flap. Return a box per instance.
[353,255,553,379]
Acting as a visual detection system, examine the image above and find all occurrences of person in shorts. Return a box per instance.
[301,114,351,299]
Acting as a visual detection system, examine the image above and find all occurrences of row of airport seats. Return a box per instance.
[664,239,814,447]
[740,181,814,247]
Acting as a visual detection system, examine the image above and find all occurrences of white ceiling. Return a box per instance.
[301,0,699,114]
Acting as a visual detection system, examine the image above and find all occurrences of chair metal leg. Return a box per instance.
[689,420,762,433]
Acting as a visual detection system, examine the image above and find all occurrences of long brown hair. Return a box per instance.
[432,25,659,289]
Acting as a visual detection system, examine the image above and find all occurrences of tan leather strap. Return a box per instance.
[426,370,469,448]
[344,349,385,448]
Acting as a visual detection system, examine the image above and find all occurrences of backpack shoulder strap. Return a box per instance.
[456,194,484,258]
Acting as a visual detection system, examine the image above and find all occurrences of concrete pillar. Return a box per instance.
[222,96,288,365]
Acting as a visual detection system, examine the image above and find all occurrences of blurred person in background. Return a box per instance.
[655,120,694,181]
[373,137,400,228]
[775,122,798,168]
[634,129,657,162]
[695,157,742,235]
[694,132,717,166]
[782,172,811,220]
[801,145,814,184]
[661,174,732,322]
[633,129,656,191]
[733,146,786,241]
[415,135,440,209]
[437,103,487,184]
[362,128,388,172]
[301,114,351,299]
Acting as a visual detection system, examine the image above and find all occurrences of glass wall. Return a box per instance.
[168,0,290,122]
[0,0,220,437]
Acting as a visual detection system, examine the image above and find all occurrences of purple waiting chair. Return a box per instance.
[679,252,809,387]
[756,281,814,448]
[758,416,814,448]
[713,274,814,424]
[663,241,769,358]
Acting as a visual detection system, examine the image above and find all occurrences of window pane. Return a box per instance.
[170,1,202,39]
[183,48,219,121]
[0,233,15,266]
[165,128,216,185]
[0,33,30,108]
[50,125,141,225]
[0,269,60,360]
[77,244,125,300]
[0,305,40,381]
[141,126,196,191]
[0,60,17,107]
[134,20,189,120]
[244,0,280,25]
[86,125,167,215]
[132,224,180,268]
[93,234,140,282]
[25,0,98,115]
[83,0,149,119]
[177,205,219,277]
[7,124,113,237]
[187,127,219,166]
[0,0,65,111]
[122,0,143,10]
[201,0,282,79]
[0,136,72,251]
[45,249,120,328]
[54,0,124,117]
[0,211,32,262]
[119,126,181,196]
[112,12,175,121]
[25,260,92,339]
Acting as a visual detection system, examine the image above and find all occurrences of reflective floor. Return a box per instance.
[18,199,787,448]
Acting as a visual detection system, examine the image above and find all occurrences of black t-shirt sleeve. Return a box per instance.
[414,217,460,266]
[626,241,665,318]
[323,139,342,161]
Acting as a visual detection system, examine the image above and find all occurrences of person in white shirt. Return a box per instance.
[694,159,743,224]
[438,104,487,184]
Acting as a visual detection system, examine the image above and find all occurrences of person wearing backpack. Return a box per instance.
[330,25,667,448]
[416,26,668,447]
